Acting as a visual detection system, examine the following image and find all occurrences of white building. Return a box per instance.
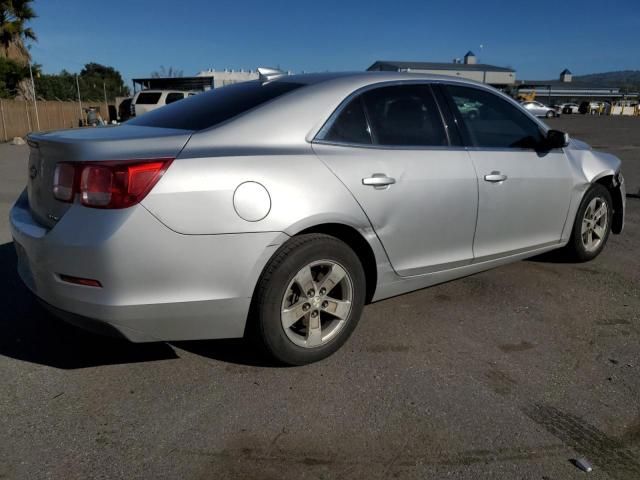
[196,68,259,89]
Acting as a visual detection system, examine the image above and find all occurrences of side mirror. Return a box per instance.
[543,129,570,149]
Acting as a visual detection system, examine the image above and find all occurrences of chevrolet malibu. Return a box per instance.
[10,70,625,365]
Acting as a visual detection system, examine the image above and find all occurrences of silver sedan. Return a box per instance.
[521,100,559,118]
[10,71,625,365]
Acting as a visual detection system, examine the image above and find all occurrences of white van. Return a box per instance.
[131,90,197,116]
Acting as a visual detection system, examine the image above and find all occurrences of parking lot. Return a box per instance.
[0,116,639,479]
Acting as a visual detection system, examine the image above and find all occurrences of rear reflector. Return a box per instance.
[58,274,102,288]
[53,158,173,209]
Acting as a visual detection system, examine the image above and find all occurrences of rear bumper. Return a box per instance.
[10,190,288,342]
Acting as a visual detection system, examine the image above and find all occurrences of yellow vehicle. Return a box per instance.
[517,91,536,102]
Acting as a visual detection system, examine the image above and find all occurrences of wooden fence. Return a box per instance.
[0,99,110,141]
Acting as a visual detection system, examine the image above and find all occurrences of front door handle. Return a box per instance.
[362,173,396,189]
[484,171,508,183]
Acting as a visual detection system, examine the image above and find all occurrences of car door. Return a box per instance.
[443,84,573,260]
[313,83,478,277]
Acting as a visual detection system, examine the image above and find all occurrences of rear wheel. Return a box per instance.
[564,184,612,262]
[251,234,365,365]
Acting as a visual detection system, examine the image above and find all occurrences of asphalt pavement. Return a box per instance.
[0,117,639,479]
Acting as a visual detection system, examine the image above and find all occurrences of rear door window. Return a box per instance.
[361,84,447,147]
[135,92,162,105]
[322,97,372,144]
[127,81,304,131]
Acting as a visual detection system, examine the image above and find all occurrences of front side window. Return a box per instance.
[447,85,544,149]
[361,85,447,147]
[323,97,372,144]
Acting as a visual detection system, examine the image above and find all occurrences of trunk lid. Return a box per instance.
[27,124,192,228]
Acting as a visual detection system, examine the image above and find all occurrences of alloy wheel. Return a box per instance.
[581,196,608,252]
[281,260,353,348]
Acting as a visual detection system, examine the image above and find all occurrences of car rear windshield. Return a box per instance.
[135,92,162,105]
[127,81,304,131]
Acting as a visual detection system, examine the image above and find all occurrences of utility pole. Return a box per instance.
[29,62,40,130]
[103,81,109,123]
[76,75,83,126]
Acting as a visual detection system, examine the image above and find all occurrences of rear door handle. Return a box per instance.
[484,171,508,183]
[362,173,396,189]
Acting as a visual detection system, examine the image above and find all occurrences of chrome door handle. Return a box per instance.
[484,171,508,183]
[362,173,396,189]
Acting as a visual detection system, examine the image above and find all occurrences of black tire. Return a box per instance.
[546,110,554,118]
[564,184,613,262]
[251,233,366,365]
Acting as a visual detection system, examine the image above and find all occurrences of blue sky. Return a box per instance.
[30,0,639,84]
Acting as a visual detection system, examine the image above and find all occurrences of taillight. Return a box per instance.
[53,163,76,202]
[53,159,173,209]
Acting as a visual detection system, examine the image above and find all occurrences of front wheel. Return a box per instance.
[251,234,366,365]
[546,110,555,118]
[564,184,613,262]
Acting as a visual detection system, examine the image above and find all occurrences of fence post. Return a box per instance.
[58,102,63,129]
[24,100,32,133]
[0,99,7,142]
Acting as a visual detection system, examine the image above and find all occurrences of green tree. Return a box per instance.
[34,69,76,100]
[0,0,37,62]
[77,62,130,101]
[0,55,28,97]
[32,63,129,101]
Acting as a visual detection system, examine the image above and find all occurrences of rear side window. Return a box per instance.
[361,85,447,146]
[127,81,304,131]
[165,92,185,104]
[135,92,162,105]
[323,97,372,144]
[446,85,544,149]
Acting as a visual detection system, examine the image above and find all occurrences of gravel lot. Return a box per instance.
[0,117,639,479]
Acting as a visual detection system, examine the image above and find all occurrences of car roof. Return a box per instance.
[271,70,490,89]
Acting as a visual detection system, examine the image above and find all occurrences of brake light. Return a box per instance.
[53,159,173,209]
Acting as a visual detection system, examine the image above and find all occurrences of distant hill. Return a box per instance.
[572,70,640,90]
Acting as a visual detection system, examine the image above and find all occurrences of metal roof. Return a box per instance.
[367,61,515,73]
[518,80,619,91]
[132,76,214,91]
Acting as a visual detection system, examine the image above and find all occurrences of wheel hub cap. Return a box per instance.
[281,260,354,349]
[581,196,608,253]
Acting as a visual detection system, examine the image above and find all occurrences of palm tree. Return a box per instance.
[0,0,37,63]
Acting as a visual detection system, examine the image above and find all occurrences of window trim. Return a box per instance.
[313,80,452,150]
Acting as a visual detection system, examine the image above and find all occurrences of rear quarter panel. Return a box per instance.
[141,148,375,236]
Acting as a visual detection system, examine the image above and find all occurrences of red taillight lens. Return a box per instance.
[52,158,173,209]
[53,163,76,202]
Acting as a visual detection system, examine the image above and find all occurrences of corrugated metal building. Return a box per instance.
[367,51,516,87]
